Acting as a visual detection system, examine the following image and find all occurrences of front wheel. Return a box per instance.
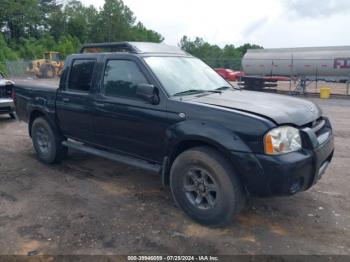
[170,146,246,227]
[31,117,67,164]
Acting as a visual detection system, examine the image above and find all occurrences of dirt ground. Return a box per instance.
[0,96,350,256]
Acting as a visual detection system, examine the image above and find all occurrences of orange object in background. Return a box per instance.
[214,68,245,81]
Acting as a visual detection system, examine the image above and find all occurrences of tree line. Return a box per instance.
[179,36,263,70]
[0,0,262,74]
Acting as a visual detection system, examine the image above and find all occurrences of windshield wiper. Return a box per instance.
[216,85,240,91]
[173,89,221,97]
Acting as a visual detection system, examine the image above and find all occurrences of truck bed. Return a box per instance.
[11,78,59,89]
[15,84,58,123]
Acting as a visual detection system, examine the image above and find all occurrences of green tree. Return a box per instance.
[0,0,42,42]
[130,22,163,42]
[179,35,262,69]
[97,0,133,42]
[84,5,100,43]
[55,35,81,58]
[0,33,19,74]
[0,0,262,67]
[64,1,89,42]
[236,43,263,56]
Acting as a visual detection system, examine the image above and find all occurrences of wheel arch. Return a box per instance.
[28,109,62,138]
[29,110,45,137]
[161,120,251,186]
[162,138,238,186]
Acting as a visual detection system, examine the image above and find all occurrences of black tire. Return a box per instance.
[31,117,67,164]
[9,112,16,119]
[170,146,245,227]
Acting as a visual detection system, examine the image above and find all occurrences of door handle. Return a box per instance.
[62,97,70,102]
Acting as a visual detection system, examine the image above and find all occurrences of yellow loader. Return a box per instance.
[29,52,64,78]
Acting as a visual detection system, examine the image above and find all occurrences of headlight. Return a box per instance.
[264,126,301,155]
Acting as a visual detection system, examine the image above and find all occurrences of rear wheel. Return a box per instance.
[31,117,67,164]
[170,146,245,227]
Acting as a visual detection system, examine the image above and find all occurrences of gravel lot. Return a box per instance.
[0,96,349,256]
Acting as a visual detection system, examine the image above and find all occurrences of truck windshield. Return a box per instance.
[144,56,232,96]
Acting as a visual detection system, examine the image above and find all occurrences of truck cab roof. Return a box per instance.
[79,42,189,56]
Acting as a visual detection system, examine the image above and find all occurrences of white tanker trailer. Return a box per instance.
[241,46,350,90]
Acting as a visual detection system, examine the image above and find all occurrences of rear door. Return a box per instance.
[92,55,169,162]
[56,58,96,142]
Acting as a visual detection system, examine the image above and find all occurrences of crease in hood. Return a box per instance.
[185,90,321,126]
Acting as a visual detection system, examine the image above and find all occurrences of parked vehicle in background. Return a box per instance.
[0,72,15,118]
[14,42,334,226]
[214,68,245,81]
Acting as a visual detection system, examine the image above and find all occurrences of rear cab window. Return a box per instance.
[68,59,96,92]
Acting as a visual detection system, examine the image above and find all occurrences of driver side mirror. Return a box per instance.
[136,83,160,105]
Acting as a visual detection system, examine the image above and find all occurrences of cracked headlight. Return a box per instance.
[264,126,301,155]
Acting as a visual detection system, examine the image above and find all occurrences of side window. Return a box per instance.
[68,59,95,92]
[103,60,148,99]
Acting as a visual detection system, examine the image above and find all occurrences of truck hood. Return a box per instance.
[188,90,321,126]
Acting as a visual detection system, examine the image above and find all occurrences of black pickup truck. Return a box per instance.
[14,42,334,226]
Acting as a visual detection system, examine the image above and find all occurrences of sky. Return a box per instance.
[81,0,350,48]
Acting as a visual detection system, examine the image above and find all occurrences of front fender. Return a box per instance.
[160,119,253,186]
[164,119,252,158]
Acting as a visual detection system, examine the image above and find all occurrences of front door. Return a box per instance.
[92,57,168,162]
